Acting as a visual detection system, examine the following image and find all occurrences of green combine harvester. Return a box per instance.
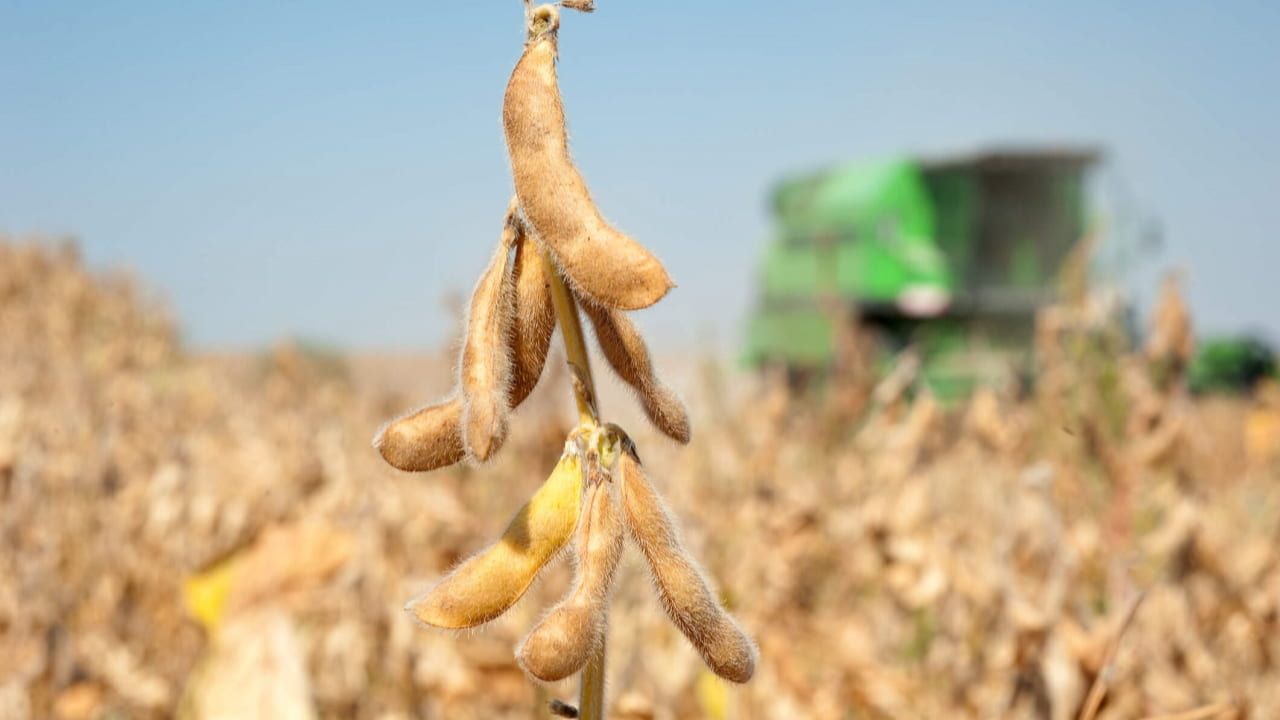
[745,148,1099,399]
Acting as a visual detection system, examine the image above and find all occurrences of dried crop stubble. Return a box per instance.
[15,240,1280,718]
[503,8,673,312]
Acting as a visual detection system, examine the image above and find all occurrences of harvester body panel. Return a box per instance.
[747,148,1098,399]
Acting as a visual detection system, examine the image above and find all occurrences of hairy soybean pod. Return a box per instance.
[460,210,518,462]
[406,447,584,629]
[374,207,541,472]
[582,303,691,444]
[507,225,556,408]
[503,7,674,311]
[372,398,466,472]
[619,447,757,683]
[517,478,624,682]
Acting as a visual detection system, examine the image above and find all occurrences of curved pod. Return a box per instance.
[460,209,519,462]
[507,227,556,408]
[372,398,466,472]
[503,18,673,311]
[619,447,756,683]
[583,303,691,444]
[517,479,624,682]
[406,447,584,629]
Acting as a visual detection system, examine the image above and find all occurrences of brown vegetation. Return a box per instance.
[2,240,1278,718]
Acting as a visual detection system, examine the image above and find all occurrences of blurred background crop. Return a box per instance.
[2,2,1279,719]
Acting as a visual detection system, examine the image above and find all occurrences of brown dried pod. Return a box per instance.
[618,443,756,683]
[374,207,548,471]
[582,303,691,443]
[460,208,519,462]
[503,5,674,311]
[372,398,466,472]
[406,447,584,629]
[517,475,624,682]
[507,224,556,408]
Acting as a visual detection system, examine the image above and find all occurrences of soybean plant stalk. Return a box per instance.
[542,248,607,719]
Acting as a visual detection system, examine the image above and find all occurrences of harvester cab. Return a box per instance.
[746,148,1100,399]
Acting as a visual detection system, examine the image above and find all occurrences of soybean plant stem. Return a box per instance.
[544,248,598,426]
[578,644,607,720]
[541,248,607,720]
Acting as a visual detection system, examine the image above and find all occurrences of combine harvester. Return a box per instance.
[745,147,1101,400]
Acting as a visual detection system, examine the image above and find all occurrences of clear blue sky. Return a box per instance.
[2,1,1277,350]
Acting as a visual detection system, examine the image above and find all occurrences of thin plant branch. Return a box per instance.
[541,246,607,719]
[1079,591,1147,720]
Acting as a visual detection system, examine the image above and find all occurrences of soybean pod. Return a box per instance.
[517,477,624,682]
[619,443,756,683]
[503,5,673,311]
[406,445,584,629]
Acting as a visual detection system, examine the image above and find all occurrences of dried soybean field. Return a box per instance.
[2,239,1279,719]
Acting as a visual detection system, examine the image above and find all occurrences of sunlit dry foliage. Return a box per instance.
[3,240,1280,719]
